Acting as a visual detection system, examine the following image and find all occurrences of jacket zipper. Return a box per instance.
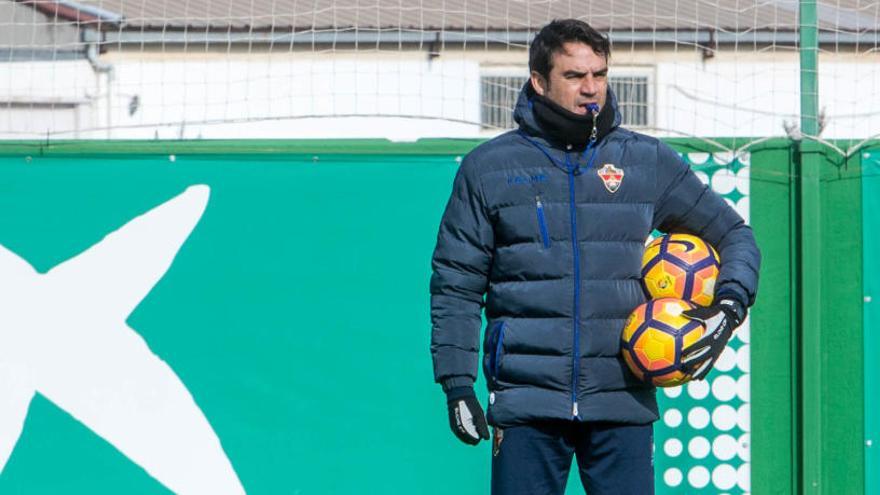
[535,196,551,249]
[516,129,598,419]
[568,137,598,419]
[565,152,581,419]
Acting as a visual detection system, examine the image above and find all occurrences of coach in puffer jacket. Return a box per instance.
[431,77,760,429]
[431,78,759,438]
[431,20,759,495]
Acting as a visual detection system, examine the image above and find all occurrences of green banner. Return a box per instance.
[0,152,471,494]
[0,140,833,494]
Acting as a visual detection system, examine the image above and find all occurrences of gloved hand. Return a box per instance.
[681,299,747,380]
[445,387,490,445]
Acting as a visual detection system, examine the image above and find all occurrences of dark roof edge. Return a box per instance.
[17,0,123,25]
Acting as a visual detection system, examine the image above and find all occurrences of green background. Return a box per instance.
[0,149,473,494]
[0,139,873,494]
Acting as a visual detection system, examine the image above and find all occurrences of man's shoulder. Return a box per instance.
[460,130,525,173]
[609,126,662,147]
[608,127,683,164]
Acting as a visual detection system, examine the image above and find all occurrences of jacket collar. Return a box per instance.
[513,81,622,151]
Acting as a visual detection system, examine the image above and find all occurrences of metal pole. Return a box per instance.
[800,1,820,137]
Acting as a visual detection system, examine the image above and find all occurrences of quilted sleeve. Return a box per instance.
[430,155,494,390]
[652,142,761,307]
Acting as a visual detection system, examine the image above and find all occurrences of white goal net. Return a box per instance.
[0,1,876,153]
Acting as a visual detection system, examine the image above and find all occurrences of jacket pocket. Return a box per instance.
[488,321,507,380]
[535,195,551,249]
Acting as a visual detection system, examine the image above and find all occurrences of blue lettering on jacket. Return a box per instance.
[507,174,548,186]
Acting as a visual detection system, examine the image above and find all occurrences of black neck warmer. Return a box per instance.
[530,89,615,150]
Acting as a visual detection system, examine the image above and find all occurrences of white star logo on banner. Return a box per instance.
[0,185,245,494]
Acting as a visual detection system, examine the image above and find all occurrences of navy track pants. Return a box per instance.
[490,420,654,495]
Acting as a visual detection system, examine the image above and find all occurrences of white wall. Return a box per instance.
[655,60,801,139]
[0,60,96,139]
[96,55,482,140]
[0,50,878,142]
[653,55,880,141]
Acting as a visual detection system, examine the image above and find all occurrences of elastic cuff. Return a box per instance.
[715,286,749,309]
[445,386,475,403]
[440,376,475,392]
[716,278,755,306]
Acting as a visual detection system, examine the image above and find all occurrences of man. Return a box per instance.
[429,19,760,495]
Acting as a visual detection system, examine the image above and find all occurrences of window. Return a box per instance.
[479,71,651,130]
[0,102,83,139]
[609,76,649,127]
[480,74,528,130]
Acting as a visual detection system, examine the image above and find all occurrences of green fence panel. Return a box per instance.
[0,138,869,494]
[815,147,863,495]
[864,150,880,495]
[740,142,797,495]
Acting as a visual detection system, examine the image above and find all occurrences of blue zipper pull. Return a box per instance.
[535,195,551,249]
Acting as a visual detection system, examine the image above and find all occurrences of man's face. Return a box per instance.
[530,42,608,115]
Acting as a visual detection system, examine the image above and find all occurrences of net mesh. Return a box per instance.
[1,0,878,156]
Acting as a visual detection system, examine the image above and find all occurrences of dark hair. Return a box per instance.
[529,19,611,81]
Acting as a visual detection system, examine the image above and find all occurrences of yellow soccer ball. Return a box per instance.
[642,233,720,307]
[621,298,706,387]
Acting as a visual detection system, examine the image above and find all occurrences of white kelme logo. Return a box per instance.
[0,186,245,494]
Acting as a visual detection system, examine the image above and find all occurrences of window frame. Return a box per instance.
[478,65,655,132]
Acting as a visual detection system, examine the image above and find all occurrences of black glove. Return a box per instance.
[681,299,747,380]
[445,387,490,446]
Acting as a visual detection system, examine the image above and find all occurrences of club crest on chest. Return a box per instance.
[597,163,624,193]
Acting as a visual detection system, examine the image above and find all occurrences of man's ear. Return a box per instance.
[530,71,547,96]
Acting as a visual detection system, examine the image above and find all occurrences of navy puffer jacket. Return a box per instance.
[430,83,760,427]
